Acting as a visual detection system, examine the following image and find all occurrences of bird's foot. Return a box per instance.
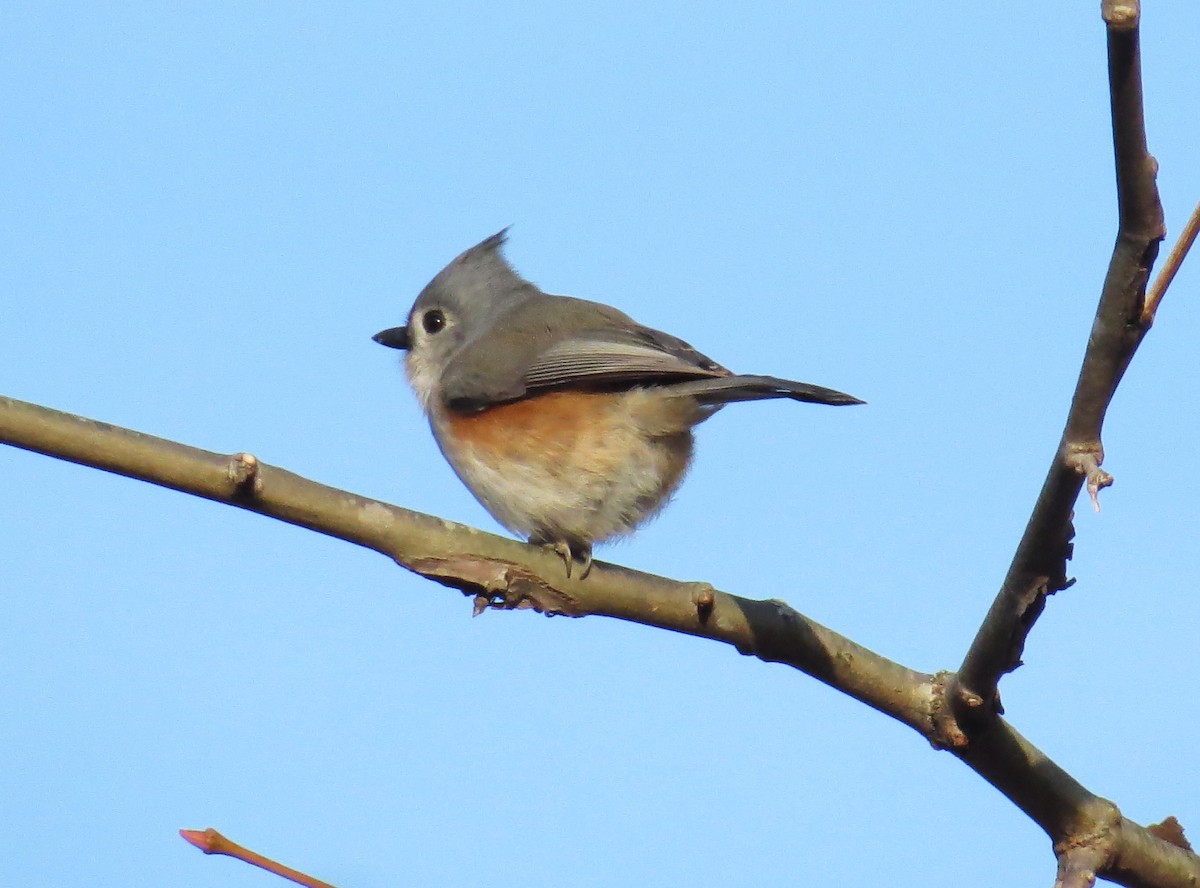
[534,537,593,579]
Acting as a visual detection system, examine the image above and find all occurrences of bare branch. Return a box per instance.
[0,393,932,733]
[955,0,1167,712]
[5,393,1200,886]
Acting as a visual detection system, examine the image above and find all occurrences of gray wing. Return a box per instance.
[439,296,729,410]
[521,327,729,390]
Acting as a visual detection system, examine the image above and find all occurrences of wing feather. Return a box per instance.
[522,337,728,389]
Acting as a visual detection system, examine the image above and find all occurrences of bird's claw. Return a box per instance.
[544,539,592,579]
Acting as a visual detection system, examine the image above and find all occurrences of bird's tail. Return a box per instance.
[667,374,864,406]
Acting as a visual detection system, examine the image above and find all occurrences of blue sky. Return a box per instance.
[3,3,1198,886]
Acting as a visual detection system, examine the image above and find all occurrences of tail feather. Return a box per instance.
[667,374,864,406]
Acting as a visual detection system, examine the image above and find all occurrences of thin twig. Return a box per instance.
[180,828,338,888]
[1143,200,1200,325]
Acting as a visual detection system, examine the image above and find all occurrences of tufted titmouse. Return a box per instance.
[374,231,862,577]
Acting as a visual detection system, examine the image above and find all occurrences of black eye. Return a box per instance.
[422,309,446,334]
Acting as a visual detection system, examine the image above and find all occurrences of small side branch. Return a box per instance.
[1142,200,1200,326]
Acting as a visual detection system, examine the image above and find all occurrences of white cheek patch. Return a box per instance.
[405,349,441,412]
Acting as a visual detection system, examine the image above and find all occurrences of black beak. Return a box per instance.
[372,326,410,350]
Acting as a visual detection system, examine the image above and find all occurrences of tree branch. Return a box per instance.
[954,0,1166,715]
[4,393,1199,886]
[0,393,933,732]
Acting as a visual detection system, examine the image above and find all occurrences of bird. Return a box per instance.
[374,230,862,577]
